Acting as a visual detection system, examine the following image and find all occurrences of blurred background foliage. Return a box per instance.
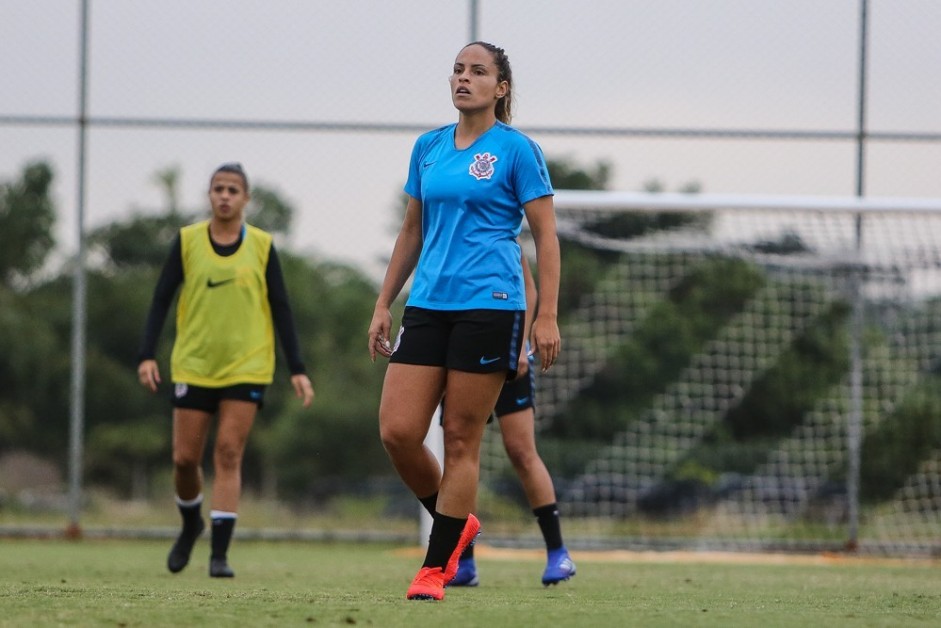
[0,157,936,517]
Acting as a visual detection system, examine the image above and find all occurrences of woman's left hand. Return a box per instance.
[531,315,561,373]
[368,306,394,361]
[291,374,315,408]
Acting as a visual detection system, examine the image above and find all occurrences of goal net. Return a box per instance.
[479,191,941,557]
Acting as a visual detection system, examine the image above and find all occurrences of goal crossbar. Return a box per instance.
[554,190,941,214]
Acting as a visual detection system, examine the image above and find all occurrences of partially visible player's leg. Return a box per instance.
[167,404,212,573]
[207,398,257,577]
[499,406,555,506]
[499,407,575,585]
[167,493,207,574]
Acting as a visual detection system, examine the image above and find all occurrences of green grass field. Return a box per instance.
[0,539,939,627]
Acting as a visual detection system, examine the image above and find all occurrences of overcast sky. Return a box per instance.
[2,0,940,278]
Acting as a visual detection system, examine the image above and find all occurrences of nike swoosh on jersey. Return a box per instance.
[206,278,235,288]
[479,356,501,365]
[515,396,530,405]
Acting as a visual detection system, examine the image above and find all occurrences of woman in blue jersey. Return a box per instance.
[137,163,314,578]
[367,42,561,601]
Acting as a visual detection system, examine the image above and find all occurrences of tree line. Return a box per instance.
[4,158,930,518]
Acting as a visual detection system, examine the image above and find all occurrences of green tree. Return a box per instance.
[258,256,389,498]
[545,157,619,317]
[153,166,182,214]
[0,162,56,286]
[0,285,65,454]
[548,257,766,443]
[0,162,65,459]
[859,372,941,502]
[544,159,706,317]
[246,186,294,235]
[548,157,612,191]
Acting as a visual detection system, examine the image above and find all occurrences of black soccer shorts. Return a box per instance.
[389,306,524,380]
[171,382,267,412]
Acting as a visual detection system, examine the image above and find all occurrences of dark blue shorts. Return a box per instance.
[494,360,536,418]
[389,306,524,380]
[171,382,266,412]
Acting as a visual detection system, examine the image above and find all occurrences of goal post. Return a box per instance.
[477,190,941,556]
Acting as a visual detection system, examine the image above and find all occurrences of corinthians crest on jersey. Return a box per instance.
[468,152,498,180]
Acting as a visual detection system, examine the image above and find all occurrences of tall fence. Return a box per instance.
[2,1,941,552]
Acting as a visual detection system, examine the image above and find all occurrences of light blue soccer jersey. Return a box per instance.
[403,121,553,311]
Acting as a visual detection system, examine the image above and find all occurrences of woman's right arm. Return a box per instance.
[137,235,183,392]
[368,195,423,361]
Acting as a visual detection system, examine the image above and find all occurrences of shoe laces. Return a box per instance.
[413,566,446,586]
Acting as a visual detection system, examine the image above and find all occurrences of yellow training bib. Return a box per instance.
[170,221,275,387]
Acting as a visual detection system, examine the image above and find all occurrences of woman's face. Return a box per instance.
[449,44,507,115]
[208,171,249,222]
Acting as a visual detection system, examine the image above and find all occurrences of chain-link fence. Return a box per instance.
[3,1,941,547]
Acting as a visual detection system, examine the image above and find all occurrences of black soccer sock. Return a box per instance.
[210,514,237,560]
[176,495,203,535]
[460,542,475,560]
[418,492,439,518]
[533,503,564,551]
[422,512,466,569]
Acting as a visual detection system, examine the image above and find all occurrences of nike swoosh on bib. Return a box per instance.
[206,278,235,288]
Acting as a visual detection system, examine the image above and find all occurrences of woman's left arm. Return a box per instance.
[266,245,314,407]
[523,195,561,372]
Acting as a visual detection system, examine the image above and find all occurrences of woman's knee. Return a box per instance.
[442,425,483,461]
[172,449,201,471]
[213,440,245,471]
[379,420,423,455]
[505,444,538,471]
[501,428,538,465]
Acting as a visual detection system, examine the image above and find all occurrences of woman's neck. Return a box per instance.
[455,112,497,149]
[209,219,242,245]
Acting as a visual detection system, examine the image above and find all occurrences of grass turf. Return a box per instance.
[0,539,939,627]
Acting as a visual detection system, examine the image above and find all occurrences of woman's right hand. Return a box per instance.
[137,359,161,393]
[367,306,394,362]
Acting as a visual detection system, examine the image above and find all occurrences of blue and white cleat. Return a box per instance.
[541,547,576,586]
[447,557,480,587]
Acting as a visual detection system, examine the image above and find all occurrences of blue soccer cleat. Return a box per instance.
[447,557,479,587]
[541,547,576,586]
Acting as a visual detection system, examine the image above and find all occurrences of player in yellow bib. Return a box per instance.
[137,163,313,578]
